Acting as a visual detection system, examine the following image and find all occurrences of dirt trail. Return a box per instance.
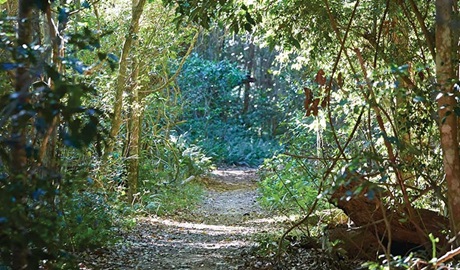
[79,167,284,269]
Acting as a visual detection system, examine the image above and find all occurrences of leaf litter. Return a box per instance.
[77,167,357,269]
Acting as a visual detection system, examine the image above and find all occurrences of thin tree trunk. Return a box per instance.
[435,0,460,238]
[242,35,255,114]
[127,51,141,204]
[12,1,34,269]
[104,0,147,159]
[39,1,65,167]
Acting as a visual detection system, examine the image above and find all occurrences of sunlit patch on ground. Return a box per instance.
[78,168,286,269]
[143,216,261,235]
[244,214,299,225]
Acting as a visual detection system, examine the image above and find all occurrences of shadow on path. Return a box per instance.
[78,167,287,270]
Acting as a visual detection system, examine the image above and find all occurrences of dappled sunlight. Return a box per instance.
[244,214,298,225]
[77,168,288,269]
[151,238,252,250]
[211,168,256,177]
[143,216,261,235]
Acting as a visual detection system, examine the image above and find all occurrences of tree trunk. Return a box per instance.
[242,35,255,114]
[435,0,460,238]
[329,177,449,248]
[126,49,141,204]
[104,0,147,158]
[39,0,66,168]
[12,1,34,269]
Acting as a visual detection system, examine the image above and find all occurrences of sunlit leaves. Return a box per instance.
[413,96,426,103]
[164,0,259,33]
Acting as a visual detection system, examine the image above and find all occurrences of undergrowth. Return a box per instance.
[59,191,120,251]
[258,154,328,214]
[140,181,205,215]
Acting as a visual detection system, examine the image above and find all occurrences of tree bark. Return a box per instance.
[330,178,449,248]
[12,1,34,269]
[104,0,147,159]
[242,35,255,114]
[435,0,460,238]
[126,49,141,204]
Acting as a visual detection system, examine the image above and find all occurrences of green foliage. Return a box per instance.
[137,132,208,215]
[163,0,260,33]
[141,181,205,215]
[59,191,118,251]
[258,154,326,213]
[140,133,212,182]
[362,234,459,269]
[0,3,114,267]
[176,54,282,166]
[252,232,287,257]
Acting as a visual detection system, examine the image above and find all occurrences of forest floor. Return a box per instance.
[78,167,358,270]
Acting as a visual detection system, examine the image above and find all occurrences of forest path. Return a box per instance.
[79,167,285,269]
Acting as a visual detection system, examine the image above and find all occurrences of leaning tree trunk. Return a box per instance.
[105,0,147,159]
[329,177,449,248]
[435,0,460,238]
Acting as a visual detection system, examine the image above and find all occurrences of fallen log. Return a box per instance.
[328,178,449,250]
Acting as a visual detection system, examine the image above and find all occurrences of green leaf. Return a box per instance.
[454,107,460,117]
[97,52,107,61]
[288,36,301,49]
[413,96,426,102]
[68,87,83,108]
[245,12,256,26]
[244,22,252,32]
[81,123,97,145]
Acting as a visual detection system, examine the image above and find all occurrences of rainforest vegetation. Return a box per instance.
[1,0,460,269]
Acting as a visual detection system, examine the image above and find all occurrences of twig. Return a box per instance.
[436,246,460,265]
[283,152,348,160]
[149,29,200,94]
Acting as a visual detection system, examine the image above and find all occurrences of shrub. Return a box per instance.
[258,155,327,213]
[59,191,119,251]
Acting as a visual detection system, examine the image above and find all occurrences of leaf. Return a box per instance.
[68,87,84,108]
[337,72,344,88]
[288,36,301,49]
[0,63,18,70]
[413,96,426,102]
[107,53,119,62]
[455,107,460,117]
[315,69,326,85]
[81,123,97,145]
[82,1,90,8]
[244,22,252,32]
[58,7,70,24]
[97,52,107,61]
[245,12,256,26]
